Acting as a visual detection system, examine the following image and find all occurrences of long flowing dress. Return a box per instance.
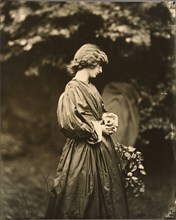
[45,79,129,219]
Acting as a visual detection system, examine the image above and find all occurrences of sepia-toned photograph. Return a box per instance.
[1,0,176,219]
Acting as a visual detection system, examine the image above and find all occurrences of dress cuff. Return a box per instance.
[87,121,102,144]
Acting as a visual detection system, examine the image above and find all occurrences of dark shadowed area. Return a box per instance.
[1,1,176,219]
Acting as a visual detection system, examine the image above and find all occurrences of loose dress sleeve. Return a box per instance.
[57,85,102,144]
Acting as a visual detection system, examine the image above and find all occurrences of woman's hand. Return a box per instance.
[101,124,115,136]
[102,124,111,135]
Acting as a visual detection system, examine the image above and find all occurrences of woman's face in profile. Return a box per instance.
[88,64,102,78]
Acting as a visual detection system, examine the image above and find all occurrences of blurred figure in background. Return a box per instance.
[102,80,141,146]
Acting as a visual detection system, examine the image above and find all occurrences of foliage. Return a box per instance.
[0,1,173,62]
[139,73,176,144]
[1,3,175,217]
[1,1,175,146]
[164,202,176,219]
[115,143,146,197]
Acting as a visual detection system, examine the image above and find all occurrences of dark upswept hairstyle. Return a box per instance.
[67,44,108,77]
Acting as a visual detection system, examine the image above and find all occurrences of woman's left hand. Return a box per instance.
[101,124,113,136]
[105,124,117,134]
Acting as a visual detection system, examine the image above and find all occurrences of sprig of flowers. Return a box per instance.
[115,142,146,197]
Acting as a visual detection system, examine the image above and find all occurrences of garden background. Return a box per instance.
[1,1,176,219]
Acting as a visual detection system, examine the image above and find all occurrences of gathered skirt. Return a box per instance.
[45,136,129,219]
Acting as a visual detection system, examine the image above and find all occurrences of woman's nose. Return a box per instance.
[99,66,102,73]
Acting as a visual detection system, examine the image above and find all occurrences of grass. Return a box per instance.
[1,132,175,219]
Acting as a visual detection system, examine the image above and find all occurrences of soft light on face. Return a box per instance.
[89,64,102,78]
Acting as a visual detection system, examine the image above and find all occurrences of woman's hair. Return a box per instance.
[67,44,108,77]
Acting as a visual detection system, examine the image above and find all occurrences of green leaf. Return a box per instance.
[131,153,136,159]
[127,172,132,177]
[131,165,137,172]
[132,176,138,181]
[129,162,134,169]
[140,170,146,175]
[139,187,145,193]
[128,146,136,152]
[124,152,131,159]
[138,164,144,169]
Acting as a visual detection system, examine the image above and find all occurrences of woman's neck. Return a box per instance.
[74,69,89,83]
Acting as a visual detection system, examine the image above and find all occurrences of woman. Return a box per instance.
[45,44,129,219]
